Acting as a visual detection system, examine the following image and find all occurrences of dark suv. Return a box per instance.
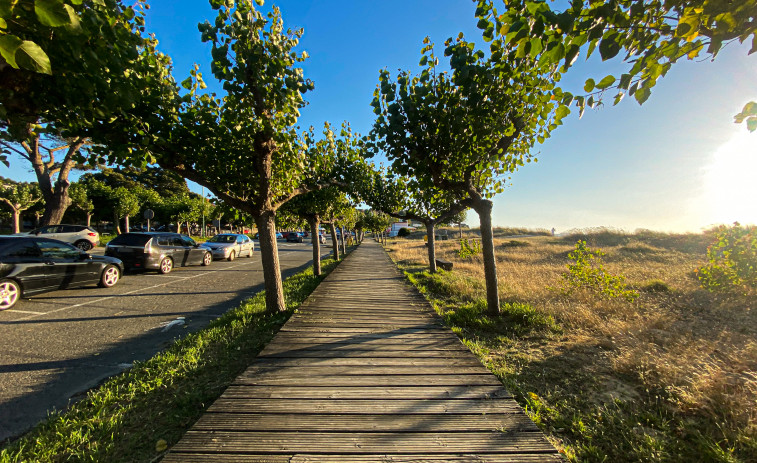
[105,233,212,274]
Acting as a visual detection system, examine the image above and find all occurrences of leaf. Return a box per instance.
[15,40,52,74]
[747,117,757,132]
[555,105,570,120]
[583,78,595,93]
[618,73,632,90]
[0,18,6,29]
[35,0,73,27]
[181,77,192,90]
[596,75,616,89]
[599,33,621,60]
[0,34,22,68]
[634,85,651,105]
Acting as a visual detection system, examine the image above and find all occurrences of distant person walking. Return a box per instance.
[551,228,556,236]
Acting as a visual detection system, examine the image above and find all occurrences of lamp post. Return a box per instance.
[201,186,205,238]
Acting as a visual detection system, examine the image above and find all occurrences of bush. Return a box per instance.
[397,227,411,237]
[696,223,757,295]
[457,238,481,259]
[561,240,639,302]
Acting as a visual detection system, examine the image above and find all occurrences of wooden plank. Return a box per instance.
[191,412,536,432]
[169,431,557,454]
[164,454,563,463]
[221,385,512,400]
[242,365,491,376]
[250,358,483,367]
[233,375,502,387]
[207,398,524,414]
[257,349,472,358]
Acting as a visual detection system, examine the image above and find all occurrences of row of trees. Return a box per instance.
[2,0,753,315]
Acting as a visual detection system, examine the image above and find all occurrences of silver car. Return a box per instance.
[15,224,100,251]
[200,233,254,261]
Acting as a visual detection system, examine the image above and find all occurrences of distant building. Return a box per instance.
[387,221,416,237]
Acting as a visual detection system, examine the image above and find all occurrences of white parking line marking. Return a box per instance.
[15,261,257,321]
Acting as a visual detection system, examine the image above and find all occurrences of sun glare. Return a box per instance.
[702,130,757,226]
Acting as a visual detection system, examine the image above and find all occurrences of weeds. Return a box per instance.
[561,240,639,302]
[457,238,482,259]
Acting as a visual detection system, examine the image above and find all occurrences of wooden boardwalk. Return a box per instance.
[164,240,561,462]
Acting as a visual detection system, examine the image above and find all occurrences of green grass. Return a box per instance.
[0,254,348,462]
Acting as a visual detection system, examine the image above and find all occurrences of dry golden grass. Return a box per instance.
[385,230,756,462]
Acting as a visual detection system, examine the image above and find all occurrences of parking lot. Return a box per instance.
[0,240,332,442]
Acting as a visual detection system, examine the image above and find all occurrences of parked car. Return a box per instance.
[199,233,254,261]
[0,237,123,310]
[317,233,326,244]
[286,232,303,243]
[104,233,212,274]
[15,224,99,251]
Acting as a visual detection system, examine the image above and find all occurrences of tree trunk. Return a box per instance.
[473,199,499,315]
[40,181,71,226]
[255,211,285,313]
[308,216,321,276]
[459,222,463,239]
[329,222,340,261]
[114,212,122,235]
[11,210,20,234]
[340,226,346,255]
[124,216,130,233]
[86,213,92,228]
[425,221,437,273]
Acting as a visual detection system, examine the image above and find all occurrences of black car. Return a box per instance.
[285,232,303,243]
[0,237,123,311]
[105,233,212,274]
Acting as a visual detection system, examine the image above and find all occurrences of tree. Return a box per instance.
[98,2,369,313]
[364,170,467,273]
[370,36,567,314]
[0,180,41,233]
[110,187,139,235]
[474,0,757,124]
[279,187,347,276]
[68,182,94,227]
[0,1,171,225]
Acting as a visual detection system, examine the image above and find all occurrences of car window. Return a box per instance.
[208,235,235,243]
[181,236,196,247]
[157,236,171,246]
[39,226,59,234]
[37,240,80,260]
[109,234,153,247]
[1,241,42,259]
[236,236,244,243]
[62,225,83,233]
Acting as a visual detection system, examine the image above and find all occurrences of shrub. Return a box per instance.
[397,227,411,237]
[643,279,671,293]
[561,240,639,302]
[457,238,481,259]
[501,239,530,248]
[696,223,757,295]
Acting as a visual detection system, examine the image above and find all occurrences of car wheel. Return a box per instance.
[74,240,93,252]
[159,257,173,274]
[0,279,20,310]
[98,265,120,288]
[227,250,236,261]
[202,252,212,266]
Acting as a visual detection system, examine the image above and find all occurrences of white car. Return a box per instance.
[200,233,254,261]
[15,225,99,251]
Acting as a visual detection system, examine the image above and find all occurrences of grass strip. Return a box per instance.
[0,253,350,463]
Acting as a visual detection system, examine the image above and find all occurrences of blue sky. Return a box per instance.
[4,0,755,232]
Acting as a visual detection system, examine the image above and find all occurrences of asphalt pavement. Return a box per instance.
[0,240,333,443]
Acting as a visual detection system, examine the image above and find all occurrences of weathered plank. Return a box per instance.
[191,412,535,432]
[169,431,556,454]
[220,385,511,399]
[164,455,564,463]
[233,374,503,387]
[207,398,523,414]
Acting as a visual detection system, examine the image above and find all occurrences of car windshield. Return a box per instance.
[208,235,236,243]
